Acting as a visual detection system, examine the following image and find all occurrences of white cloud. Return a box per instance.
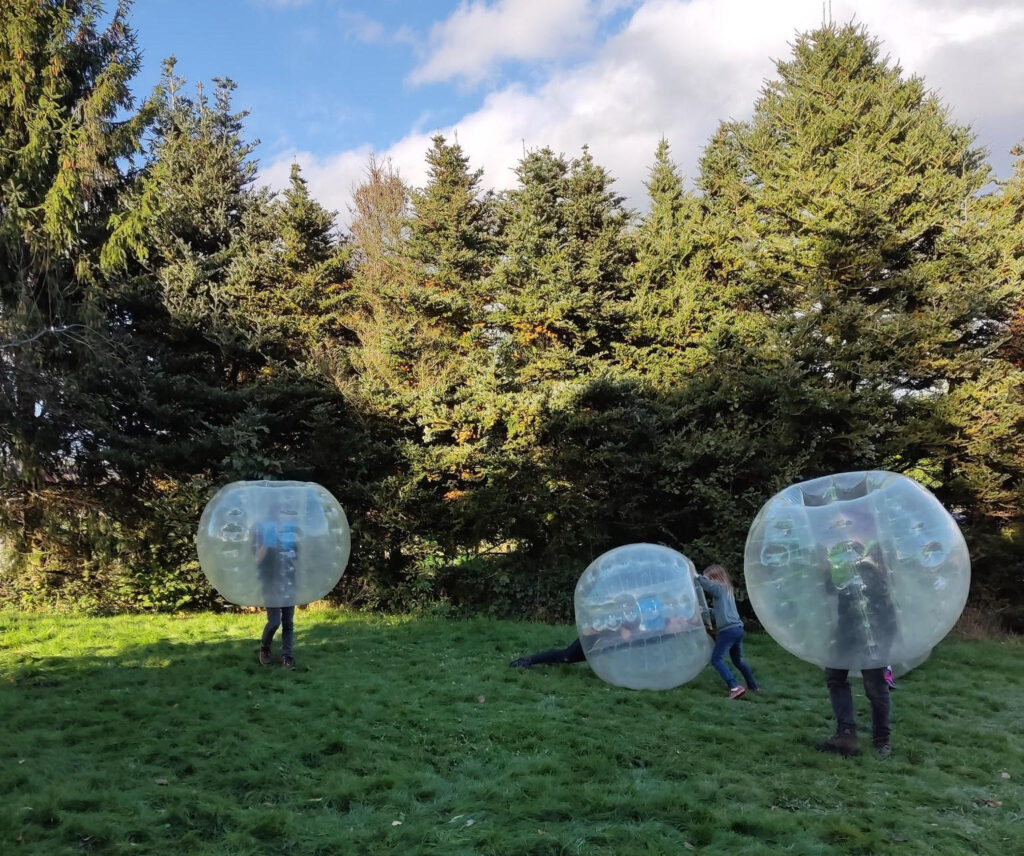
[409,0,612,87]
[338,11,416,46]
[263,0,1024,228]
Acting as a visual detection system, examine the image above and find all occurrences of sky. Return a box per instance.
[127,0,1024,224]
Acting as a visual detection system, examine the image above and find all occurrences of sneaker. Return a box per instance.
[816,729,859,757]
[728,686,747,700]
[873,739,892,760]
[281,656,295,670]
[258,646,272,666]
[884,668,896,690]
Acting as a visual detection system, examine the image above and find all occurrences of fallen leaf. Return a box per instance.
[465,819,475,827]
[477,696,486,704]
[684,843,696,851]
[18,760,25,765]
[155,779,168,786]
[985,800,1002,808]
[1000,772,1011,779]
[392,820,402,827]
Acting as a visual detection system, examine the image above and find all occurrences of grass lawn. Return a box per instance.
[1,608,1020,855]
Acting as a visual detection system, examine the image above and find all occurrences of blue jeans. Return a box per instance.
[710,625,758,689]
[261,606,295,657]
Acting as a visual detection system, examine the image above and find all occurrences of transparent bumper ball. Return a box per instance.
[196,480,351,607]
[574,543,712,690]
[744,471,969,671]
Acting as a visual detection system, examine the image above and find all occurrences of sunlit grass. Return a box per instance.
[1,609,1020,855]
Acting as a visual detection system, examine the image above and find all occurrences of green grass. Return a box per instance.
[0,609,1020,855]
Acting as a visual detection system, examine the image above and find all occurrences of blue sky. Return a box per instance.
[125,1,1024,221]
[129,1,636,166]
[130,1,493,157]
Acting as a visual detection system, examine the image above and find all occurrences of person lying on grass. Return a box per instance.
[512,564,758,700]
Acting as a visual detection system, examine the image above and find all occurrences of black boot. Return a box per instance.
[816,727,859,757]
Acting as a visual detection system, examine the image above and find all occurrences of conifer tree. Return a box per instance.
[696,23,999,471]
[934,143,1024,624]
[345,141,503,598]
[624,138,713,380]
[406,134,495,330]
[0,0,149,601]
[95,64,353,606]
[102,61,271,479]
[632,138,687,290]
[240,162,352,370]
[494,146,631,385]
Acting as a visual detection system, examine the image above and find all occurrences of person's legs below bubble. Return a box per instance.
[728,632,759,690]
[281,606,296,661]
[261,607,282,664]
[862,667,891,758]
[818,668,859,755]
[511,638,585,668]
[711,626,744,696]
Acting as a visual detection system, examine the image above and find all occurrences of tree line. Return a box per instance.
[2,2,1021,628]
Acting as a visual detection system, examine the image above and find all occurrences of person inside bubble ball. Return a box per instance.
[254,500,300,669]
[816,508,898,759]
[696,564,760,699]
[507,593,700,667]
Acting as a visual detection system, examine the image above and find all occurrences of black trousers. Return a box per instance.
[825,667,891,743]
[522,638,585,666]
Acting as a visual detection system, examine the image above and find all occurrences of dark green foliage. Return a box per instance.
[407,134,496,327]
[90,65,365,609]
[2,10,1023,624]
[663,24,1021,614]
[0,0,151,606]
[494,146,633,384]
[933,143,1024,625]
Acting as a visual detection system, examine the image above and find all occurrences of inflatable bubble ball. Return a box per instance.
[574,543,712,690]
[852,647,930,680]
[197,480,351,607]
[744,471,970,671]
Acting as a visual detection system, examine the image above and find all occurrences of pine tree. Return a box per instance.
[94,64,353,606]
[406,134,495,331]
[631,138,688,291]
[935,142,1024,626]
[0,0,149,602]
[494,146,632,385]
[624,138,713,381]
[696,23,998,470]
[102,61,271,479]
[239,162,352,370]
[344,142,504,600]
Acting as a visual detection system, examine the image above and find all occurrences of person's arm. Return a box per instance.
[693,575,715,632]
[253,525,268,563]
[696,576,725,598]
[252,524,270,565]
